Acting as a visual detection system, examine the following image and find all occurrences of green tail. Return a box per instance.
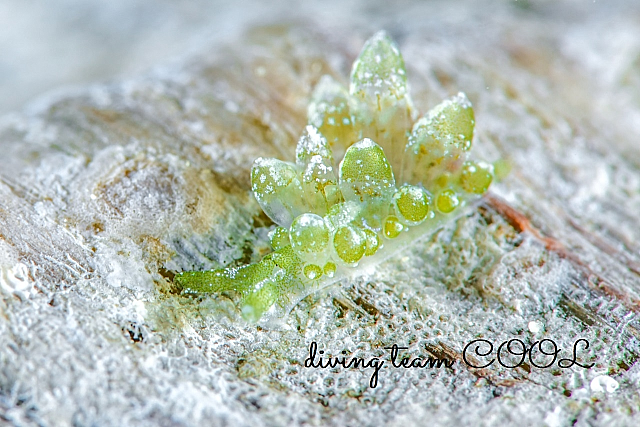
[174,245,303,321]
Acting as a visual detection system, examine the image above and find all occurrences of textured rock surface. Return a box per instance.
[2,1,640,426]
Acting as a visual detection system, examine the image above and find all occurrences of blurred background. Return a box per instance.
[0,0,365,114]
[0,0,634,115]
[0,0,269,114]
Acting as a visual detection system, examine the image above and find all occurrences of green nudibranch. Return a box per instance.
[175,31,494,322]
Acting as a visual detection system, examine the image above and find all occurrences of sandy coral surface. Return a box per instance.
[2,1,640,426]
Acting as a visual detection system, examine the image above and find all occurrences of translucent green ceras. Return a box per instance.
[175,31,494,322]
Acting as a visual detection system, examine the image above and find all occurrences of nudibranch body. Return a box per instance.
[175,31,494,322]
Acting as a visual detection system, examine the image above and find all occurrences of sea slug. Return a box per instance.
[174,31,493,322]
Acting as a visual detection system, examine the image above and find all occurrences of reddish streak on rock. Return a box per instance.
[485,193,640,314]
